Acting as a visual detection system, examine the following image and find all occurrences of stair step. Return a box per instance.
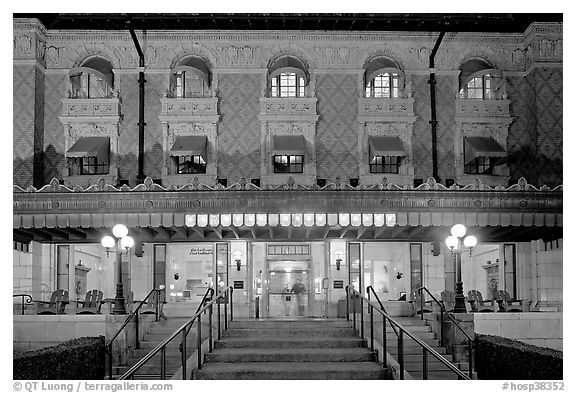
[223,328,357,338]
[204,348,377,363]
[193,362,387,380]
[230,319,351,329]
[387,346,447,355]
[408,370,464,380]
[215,337,366,348]
[383,332,436,340]
[112,364,181,375]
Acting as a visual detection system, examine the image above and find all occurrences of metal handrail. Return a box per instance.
[346,285,469,380]
[119,286,234,380]
[107,288,162,379]
[366,286,399,338]
[418,286,474,379]
[13,294,33,315]
[179,287,215,353]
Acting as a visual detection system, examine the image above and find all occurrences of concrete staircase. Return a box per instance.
[193,318,388,379]
[111,318,193,379]
[373,316,470,380]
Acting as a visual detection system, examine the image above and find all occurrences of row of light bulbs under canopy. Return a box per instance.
[100,223,477,255]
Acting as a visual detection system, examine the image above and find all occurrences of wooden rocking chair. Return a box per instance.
[36,289,69,315]
[467,290,495,312]
[495,290,527,312]
[440,290,455,312]
[75,289,103,314]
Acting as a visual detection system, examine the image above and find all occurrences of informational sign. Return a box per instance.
[333,280,344,289]
[233,281,244,289]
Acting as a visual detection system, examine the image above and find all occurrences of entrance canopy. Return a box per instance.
[170,136,207,157]
[369,136,406,157]
[464,136,506,164]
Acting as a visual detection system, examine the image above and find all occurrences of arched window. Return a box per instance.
[268,56,308,98]
[459,59,501,100]
[69,57,114,98]
[364,57,404,98]
[169,56,211,98]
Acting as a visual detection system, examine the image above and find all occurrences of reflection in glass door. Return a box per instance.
[266,260,310,317]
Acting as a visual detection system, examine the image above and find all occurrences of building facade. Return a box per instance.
[13,17,562,324]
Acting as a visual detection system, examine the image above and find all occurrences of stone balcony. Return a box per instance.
[60,98,121,121]
[455,99,511,122]
[357,97,416,122]
[259,97,318,122]
[158,97,220,122]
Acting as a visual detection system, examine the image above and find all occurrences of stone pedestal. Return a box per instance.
[442,313,474,362]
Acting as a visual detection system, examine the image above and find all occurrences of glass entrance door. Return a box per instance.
[266,260,310,317]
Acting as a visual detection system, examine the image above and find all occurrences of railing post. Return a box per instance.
[135,311,140,350]
[197,313,202,370]
[21,297,25,315]
[217,298,221,340]
[230,287,234,322]
[224,292,228,331]
[382,314,387,368]
[346,287,350,321]
[420,290,424,321]
[468,339,474,379]
[423,348,428,380]
[360,296,364,338]
[370,304,374,351]
[181,329,187,380]
[155,290,160,322]
[440,308,444,347]
[160,347,166,380]
[108,345,113,380]
[209,303,213,352]
[352,293,356,330]
[398,329,404,380]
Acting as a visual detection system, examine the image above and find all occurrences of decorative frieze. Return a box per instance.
[260,98,318,117]
[357,98,415,121]
[61,98,121,119]
[158,97,219,121]
[455,99,511,120]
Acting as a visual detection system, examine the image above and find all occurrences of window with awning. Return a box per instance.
[272,135,306,173]
[272,135,306,155]
[170,136,208,174]
[66,137,110,175]
[368,136,406,174]
[464,136,507,174]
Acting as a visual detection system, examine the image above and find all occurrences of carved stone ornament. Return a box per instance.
[13,176,562,194]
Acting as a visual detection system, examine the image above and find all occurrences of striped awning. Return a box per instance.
[170,136,207,157]
[464,137,507,164]
[273,135,306,155]
[66,137,109,159]
[369,136,406,157]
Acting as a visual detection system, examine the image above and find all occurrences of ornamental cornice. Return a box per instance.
[14,176,562,194]
[12,177,562,217]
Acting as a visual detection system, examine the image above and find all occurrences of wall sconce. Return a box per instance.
[335,251,344,271]
[232,251,243,271]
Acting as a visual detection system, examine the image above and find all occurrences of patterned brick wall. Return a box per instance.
[412,74,457,182]
[315,74,359,180]
[43,73,67,182]
[13,65,36,187]
[217,73,261,181]
[533,67,563,187]
[507,75,538,184]
[34,69,45,188]
[117,73,166,184]
[118,74,139,183]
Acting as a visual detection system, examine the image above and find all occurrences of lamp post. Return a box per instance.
[445,224,477,313]
[101,224,134,315]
